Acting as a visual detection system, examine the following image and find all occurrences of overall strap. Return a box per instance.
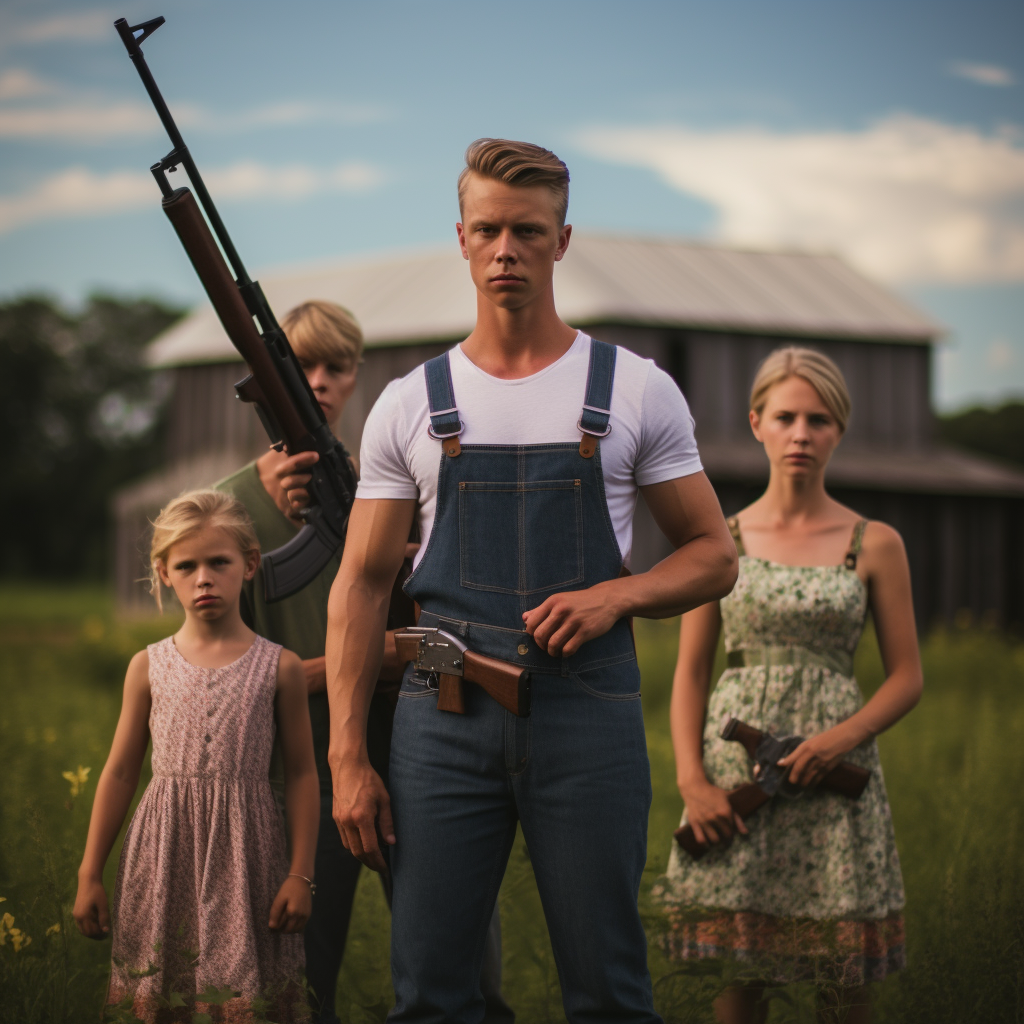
[578,338,617,459]
[726,517,746,556]
[843,519,868,570]
[424,352,463,457]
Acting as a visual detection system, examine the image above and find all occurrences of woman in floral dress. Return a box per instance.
[657,347,923,1024]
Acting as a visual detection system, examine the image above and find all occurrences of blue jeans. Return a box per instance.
[388,662,660,1024]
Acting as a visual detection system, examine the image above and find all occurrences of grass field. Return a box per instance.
[1,585,1022,1023]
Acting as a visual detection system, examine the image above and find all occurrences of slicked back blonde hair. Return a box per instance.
[750,346,852,434]
[281,300,363,371]
[458,138,570,226]
[149,490,260,611]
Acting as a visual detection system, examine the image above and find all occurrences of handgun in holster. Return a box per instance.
[393,628,532,718]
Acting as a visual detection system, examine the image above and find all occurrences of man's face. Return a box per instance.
[457,174,571,311]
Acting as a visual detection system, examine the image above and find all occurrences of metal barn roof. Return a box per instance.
[147,234,940,368]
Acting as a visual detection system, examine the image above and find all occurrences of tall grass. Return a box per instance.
[1,588,1022,1022]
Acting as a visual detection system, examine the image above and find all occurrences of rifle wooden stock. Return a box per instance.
[721,717,871,800]
[674,783,771,859]
[463,650,531,717]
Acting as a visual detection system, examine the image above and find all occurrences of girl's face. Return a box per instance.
[157,525,259,622]
[749,375,842,479]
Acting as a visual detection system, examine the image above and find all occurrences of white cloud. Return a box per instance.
[0,161,384,235]
[576,116,1024,284]
[0,95,387,141]
[8,9,115,45]
[949,62,1015,88]
[985,338,1016,370]
[0,69,61,100]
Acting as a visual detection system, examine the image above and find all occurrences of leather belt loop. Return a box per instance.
[579,434,598,459]
[444,436,462,458]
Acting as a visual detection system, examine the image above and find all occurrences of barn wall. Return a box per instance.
[681,333,934,449]
[632,480,1024,632]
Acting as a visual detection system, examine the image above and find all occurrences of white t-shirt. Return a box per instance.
[357,332,703,568]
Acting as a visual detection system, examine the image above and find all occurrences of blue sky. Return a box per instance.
[0,0,1021,410]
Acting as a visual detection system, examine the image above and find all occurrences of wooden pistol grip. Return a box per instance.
[820,760,871,800]
[393,633,423,663]
[673,782,771,860]
[721,718,765,759]
[436,673,465,714]
[463,650,531,717]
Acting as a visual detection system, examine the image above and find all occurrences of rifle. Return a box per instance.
[114,16,358,603]
[393,628,532,717]
[675,717,871,859]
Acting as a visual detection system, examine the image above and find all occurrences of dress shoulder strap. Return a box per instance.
[423,352,463,457]
[843,519,868,570]
[726,516,746,556]
[578,338,617,459]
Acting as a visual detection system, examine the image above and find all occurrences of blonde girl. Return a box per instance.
[658,348,922,1024]
[73,490,319,1023]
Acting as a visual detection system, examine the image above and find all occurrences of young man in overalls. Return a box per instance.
[321,139,738,1023]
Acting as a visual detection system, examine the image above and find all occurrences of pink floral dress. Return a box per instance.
[107,635,307,1022]
[656,520,906,986]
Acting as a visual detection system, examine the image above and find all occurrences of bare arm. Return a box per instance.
[326,497,417,873]
[269,649,320,932]
[74,650,152,939]
[524,471,738,656]
[781,522,924,786]
[669,602,747,845]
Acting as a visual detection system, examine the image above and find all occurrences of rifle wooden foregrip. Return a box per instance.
[161,188,310,448]
[720,717,763,758]
[464,650,531,717]
[674,782,771,859]
[393,633,423,662]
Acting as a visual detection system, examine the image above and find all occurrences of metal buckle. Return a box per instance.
[576,417,612,439]
[427,420,464,441]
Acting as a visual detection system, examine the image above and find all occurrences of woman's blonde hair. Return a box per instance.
[281,300,363,371]
[149,490,260,611]
[749,346,852,434]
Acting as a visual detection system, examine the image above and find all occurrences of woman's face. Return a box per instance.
[749,375,843,479]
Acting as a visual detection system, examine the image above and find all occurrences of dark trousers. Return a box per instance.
[304,693,513,1023]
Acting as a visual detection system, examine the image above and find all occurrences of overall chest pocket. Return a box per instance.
[459,479,583,595]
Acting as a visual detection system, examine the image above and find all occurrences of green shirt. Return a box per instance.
[214,461,341,794]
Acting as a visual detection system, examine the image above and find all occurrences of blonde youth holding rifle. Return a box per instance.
[658,348,923,1024]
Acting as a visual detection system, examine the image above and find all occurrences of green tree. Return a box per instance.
[0,294,183,580]
[939,401,1024,469]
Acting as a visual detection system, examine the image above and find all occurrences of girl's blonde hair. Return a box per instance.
[149,490,260,611]
[749,346,852,434]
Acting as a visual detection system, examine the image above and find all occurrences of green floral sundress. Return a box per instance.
[655,519,906,986]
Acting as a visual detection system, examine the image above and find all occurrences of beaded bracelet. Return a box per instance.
[289,873,317,896]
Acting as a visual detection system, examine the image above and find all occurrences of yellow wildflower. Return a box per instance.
[46,923,61,936]
[9,927,31,952]
[1,911,14,945]
[62,765,91,797]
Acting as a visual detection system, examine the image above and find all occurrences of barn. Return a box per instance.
[114,234,1024,628]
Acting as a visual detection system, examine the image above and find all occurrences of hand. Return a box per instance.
[331,759,394,875]
[73,876,111,939]
[276,450,320,524]
[678,778,748,846]
[522,581,622,657]
[777,724,859,788]
[268,875,312,933]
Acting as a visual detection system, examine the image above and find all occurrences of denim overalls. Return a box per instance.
[389,339,661,1024]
